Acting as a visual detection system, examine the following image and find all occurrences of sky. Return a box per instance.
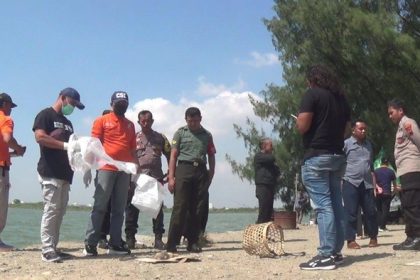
[0,0,284,208]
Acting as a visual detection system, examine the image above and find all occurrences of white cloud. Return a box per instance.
[194,76,246,97]
[126,85,262,141]
[11,79,273,208]
[238,51,279,68]
[122,79,269,207]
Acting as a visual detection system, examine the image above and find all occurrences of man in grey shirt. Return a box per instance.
[342,120,378,249]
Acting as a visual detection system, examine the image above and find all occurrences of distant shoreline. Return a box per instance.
[9,202,92,211]
[9,202,265,213]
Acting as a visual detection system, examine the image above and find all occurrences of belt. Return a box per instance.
[178,160,203,167]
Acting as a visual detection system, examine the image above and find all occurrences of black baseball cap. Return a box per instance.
[59,87,85,110]
[111,91,129,104]
[0,93,17,108]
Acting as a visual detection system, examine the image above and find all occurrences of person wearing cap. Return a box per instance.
[166,107,216,253]
[32,87,84,262]
[83,91,136,257]
[0,93,26,252]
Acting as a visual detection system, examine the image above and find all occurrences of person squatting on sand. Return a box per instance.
[33,88,85,262]
[388,99,420,251]
[342,120,379,249]
[83,91,136,257]
[165,107,216,253]
[253,138,280,224]
[296,65,351,270]
[0,93,26,252]
[125,110,170,250]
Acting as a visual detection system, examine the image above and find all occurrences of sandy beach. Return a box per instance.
[0,223,419,280]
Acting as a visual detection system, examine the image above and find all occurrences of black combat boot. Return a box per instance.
[154,234,165,250]
[126,235,136,249]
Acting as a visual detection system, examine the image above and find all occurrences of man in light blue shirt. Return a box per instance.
[343,120,378,249]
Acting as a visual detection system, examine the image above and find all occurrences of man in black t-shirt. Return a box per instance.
[33,88,84,263]
[297,65,351,270]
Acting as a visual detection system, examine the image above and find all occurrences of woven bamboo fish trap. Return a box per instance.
[242,222,285,258]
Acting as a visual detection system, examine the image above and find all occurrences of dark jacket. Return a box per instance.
[254,152,280,186]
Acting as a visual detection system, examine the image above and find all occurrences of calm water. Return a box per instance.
[2,208,258,248]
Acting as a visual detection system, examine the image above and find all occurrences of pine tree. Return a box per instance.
[227,0,420,209]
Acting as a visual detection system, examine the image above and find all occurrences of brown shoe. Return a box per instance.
[347,240,361,249]
[368,238,379,247]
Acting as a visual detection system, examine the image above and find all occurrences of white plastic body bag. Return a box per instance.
[131,174,165,219]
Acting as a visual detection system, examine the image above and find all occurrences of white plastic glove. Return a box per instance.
[83,169,92,187]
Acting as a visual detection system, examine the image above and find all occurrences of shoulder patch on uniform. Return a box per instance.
[404,122,413,135]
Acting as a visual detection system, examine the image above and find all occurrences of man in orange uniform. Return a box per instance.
[0,93,25,252]
[83,91,136,256]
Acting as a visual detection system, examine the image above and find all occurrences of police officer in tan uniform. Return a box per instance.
[125,110,170,249]
[388,99,420,251]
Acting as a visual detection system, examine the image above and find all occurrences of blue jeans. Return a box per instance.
[301,154,346,257]
[342,181,378,240]
[85,170,130,247]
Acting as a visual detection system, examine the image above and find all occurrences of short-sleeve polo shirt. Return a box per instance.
[92,112,136,171]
